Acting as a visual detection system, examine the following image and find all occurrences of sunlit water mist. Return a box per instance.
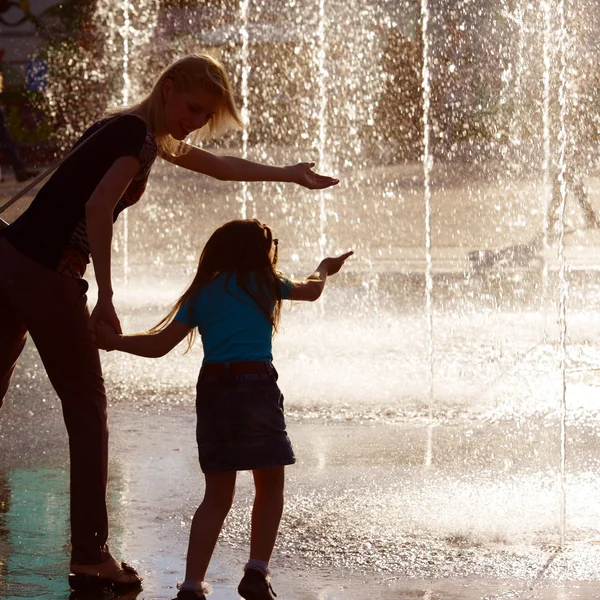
[556,0,570,547]
[14,0,600,585]
[421,0,435,468]
[316,0,328,260]
[239,0,252,219]
[93,0,159,108]
[542,0,553,320]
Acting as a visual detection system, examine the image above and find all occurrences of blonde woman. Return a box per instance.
[0,54,338,593]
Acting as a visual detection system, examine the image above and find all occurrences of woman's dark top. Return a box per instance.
[4,114,158,278]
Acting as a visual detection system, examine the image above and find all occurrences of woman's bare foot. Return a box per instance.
[70,555,142,586]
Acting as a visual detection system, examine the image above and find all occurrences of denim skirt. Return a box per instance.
[195,370,296,473]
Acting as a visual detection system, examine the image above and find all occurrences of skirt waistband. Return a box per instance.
[200,361,274,379]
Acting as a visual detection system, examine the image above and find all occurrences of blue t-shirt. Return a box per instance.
[174,272,293,364]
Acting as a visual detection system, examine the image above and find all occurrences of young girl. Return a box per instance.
[0,54,338,591]
[95,218,352,600]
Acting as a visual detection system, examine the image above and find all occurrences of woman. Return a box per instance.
[0,54,338,592]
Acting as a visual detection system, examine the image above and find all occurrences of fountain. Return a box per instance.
[420,0,436,468]
[239,0,252,219]
[4,0,600,597]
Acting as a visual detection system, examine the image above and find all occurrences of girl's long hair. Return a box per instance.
[152,219,283,350]
[108,54,243,157]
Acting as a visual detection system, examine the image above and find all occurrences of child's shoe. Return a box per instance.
[172,590,206,600]
[172,581,211,600]
[238,568,278,599]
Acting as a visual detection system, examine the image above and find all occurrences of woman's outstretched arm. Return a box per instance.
[161,145,339,190]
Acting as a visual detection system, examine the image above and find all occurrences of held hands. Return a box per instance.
[94,321,121,351]
[89,296,122,336]
[319,251,354,276]
[90,295,122,351]
[287,162,339,190]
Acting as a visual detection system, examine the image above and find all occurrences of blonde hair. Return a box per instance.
[110,54,243,157]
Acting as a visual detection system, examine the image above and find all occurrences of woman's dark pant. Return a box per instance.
[0,237,110,565]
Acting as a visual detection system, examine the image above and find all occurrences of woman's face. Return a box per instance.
[162,79,221,140]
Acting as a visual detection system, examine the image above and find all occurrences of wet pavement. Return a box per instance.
[4,159,600,598]
[3,397,600,600]
[3,328,600,599]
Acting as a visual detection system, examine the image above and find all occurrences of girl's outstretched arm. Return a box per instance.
[289,251,354,301]
[95,321,191,357]
[161,145,339,190]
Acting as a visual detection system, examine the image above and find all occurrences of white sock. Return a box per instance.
[244,559,270,577]
[178,580,212,594]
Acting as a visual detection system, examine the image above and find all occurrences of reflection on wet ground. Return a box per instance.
[2,348,600,598]
[0,468,70,598]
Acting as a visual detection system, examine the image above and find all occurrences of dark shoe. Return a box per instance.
[172,590,207,600]
[238,568,277,599]
[68,561,142,593]
[15,169,40,182]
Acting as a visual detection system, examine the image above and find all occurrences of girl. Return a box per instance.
[0,54,338,591]
[95,218,352,600]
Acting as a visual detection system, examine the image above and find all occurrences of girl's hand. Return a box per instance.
[320,251,354,275]
[287,162,339,190]
[90,296,122,336]
[94,321,121,351]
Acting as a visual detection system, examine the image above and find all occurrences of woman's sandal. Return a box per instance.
[68,561,142,592]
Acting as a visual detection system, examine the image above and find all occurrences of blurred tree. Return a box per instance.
[29,0,120,147]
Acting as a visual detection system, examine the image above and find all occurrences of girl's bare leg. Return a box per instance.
[184,471,237,583]
[249,466,285,562]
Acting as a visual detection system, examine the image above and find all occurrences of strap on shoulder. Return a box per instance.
[0,118,117,220]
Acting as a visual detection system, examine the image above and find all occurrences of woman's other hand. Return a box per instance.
[287,162,339,190]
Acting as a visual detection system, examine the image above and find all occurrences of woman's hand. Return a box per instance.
[94,321,121,351]
[286,162,339,190]
[320,251,354,275]
[90,296,122,337]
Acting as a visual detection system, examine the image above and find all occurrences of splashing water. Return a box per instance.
[542,0,553,321]
[21,0,600,580]
[556,0,569,547]
[94,0,159,109]
[316,0,328,260]
[421,0,435,467]
[239,0,252,219]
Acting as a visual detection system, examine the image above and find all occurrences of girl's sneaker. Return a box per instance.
[238,568,278,599]
[173,580,211,599]
[173,590,206,600]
